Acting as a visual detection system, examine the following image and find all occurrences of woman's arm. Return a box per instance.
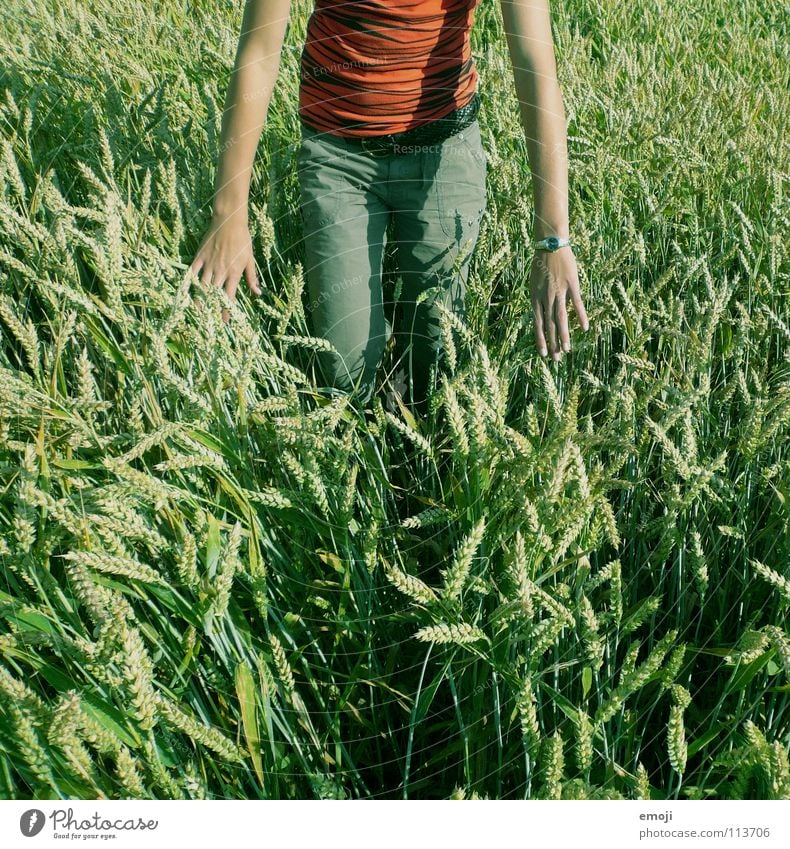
[191,0,293,317]
[498,0,589,359]
[211,0,293,219]
[498,0,568,238]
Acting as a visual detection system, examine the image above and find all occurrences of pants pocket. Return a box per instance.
[297,135,350,227]
[433,120,488,241]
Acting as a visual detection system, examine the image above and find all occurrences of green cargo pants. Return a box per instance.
[296,117,487,413]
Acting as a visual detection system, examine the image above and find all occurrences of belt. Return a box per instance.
[310,92,481,158]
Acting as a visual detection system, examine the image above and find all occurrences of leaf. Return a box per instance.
[4,609,57,634]
[393,390,419,433]
[80,697,139,748]
[540,682,584,725]
[205,512,222,578]
[687,724,726,758]
[51,457,99,470]
[257,655,278,764]
[317,550,346,575]
[725,650,775,695]
[82,316,130,374]
[235,661,264,789]
[582,666,593,698]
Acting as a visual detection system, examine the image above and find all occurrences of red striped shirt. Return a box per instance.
[299,0,481,137]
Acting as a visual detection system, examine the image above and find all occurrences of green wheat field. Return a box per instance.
[0,0,787,800]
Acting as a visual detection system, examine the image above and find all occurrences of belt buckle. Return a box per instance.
[360,136,392,158]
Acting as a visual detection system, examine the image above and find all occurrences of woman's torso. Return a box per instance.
[299,0,482,136]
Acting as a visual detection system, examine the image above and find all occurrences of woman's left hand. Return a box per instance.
[529,246,590,361]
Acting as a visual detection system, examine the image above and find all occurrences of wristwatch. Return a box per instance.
[533,235,572,252]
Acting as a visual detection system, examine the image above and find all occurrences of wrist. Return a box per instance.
[531,209,569,240]
[532,223,570,240]
[211,199,248,222]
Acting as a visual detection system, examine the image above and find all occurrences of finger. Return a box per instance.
[555,295,570,352]
[212,268,228,290]
[531,292,548,356]
[245,258,261,296]
[190,255,204,276]
[220,274,237,325]
[569,279,590,331]
[199,266,214,289]
[225,274,239,306]
[546,297,560,360]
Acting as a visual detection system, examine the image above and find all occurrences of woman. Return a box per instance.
[190,0,589,416]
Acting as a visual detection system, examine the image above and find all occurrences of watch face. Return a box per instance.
[547,236,560,250]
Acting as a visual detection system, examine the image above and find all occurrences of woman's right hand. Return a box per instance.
[190,207,262,323]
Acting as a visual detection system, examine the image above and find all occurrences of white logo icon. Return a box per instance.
[20,809,46,837]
